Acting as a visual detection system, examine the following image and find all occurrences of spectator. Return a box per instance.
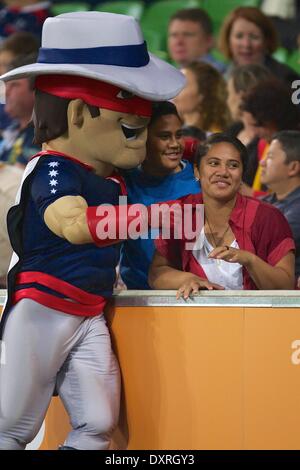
[0,53,41,166]
[149,133,295,296]
[120,101,199,289]
[168,8,226,73]
[218,7,299,87]
[241,78,300,191]
[260,131,300,278]
[226,64,271,187]
[174,61,231,134]
[0,162,23,287]
[0,0,51,41]
[227,64,271,124]
[0,32,39,132]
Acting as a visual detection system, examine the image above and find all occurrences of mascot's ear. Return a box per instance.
[68,99,85,128]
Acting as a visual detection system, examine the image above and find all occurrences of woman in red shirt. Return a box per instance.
[149,133,295,298]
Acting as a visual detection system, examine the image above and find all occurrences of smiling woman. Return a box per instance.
[149,133,296,297]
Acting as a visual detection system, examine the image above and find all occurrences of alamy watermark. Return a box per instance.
[94,196,204,250]
[292,80,300,105]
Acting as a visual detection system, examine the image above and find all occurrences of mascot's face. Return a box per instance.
[82,107,150,170]
[44,78,154,174]
[33,76,152,173]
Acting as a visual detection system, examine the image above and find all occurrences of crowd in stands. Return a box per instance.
[0,1,299,291]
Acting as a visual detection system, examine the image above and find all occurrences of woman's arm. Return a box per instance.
[242,251,295,290]
[208,247,295,289]
[149,250,224,299]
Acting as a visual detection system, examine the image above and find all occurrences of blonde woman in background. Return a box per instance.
[218,6,299,87]
[173,61,231,135]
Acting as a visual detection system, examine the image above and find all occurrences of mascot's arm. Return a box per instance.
[44,195,181,247]
[44,195,93,244]
[44,195,148,246]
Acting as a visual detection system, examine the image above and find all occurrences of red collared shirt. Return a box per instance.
[155,193,295,290]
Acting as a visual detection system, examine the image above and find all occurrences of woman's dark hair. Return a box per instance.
[185,62,231,131]
[241,78,300,131]
[181,125,206,141]
[230,63,271,94]
[149,100,182,127]
[195,132,248,176]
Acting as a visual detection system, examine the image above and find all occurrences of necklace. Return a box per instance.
[205,216,230,264]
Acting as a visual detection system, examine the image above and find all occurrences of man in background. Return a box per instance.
[261,130,300,283]
[167,8,226,73]
[0,53,40,165]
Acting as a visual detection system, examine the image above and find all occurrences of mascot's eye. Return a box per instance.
[117,90,135,100]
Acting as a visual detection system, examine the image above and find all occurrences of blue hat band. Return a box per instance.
[38,42,150,67]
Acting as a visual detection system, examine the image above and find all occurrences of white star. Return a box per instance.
[48,161,59,168]
[49,169,58,177]
[49,179,58,186]
[50,189,57,194]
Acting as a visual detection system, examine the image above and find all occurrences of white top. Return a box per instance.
[192,231,243,290]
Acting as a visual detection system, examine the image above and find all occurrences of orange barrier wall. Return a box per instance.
[108,305,300,450]
[1,293,300,449]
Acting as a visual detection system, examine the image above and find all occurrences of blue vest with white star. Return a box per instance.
[14,155,121,298]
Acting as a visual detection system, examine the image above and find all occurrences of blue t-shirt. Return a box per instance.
[120,161,200,289]
[16,155,122,298]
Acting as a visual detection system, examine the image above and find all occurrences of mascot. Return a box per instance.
[0,12,184,450]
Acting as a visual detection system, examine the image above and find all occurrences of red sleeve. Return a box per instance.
[154,235,182,268]
[252,202,295,266]
[154,194,202,268]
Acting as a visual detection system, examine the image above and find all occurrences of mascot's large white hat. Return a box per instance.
[0,11,185,101]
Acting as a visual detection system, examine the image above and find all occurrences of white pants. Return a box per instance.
[0,299,120,450]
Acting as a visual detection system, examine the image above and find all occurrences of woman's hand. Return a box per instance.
[208,246,255,267]
[176,275,224,300]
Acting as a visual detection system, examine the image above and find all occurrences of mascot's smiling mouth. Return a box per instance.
[121,123,144,141]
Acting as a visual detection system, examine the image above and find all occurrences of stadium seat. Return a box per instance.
[94,1,144,20]
[51,2,90,15]
[286,49,300,74]
[272,47,288,64]
[151,50,169,61]
[142,27,164,52]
